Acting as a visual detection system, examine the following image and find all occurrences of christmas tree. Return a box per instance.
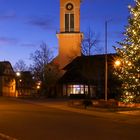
[114,0,140,103]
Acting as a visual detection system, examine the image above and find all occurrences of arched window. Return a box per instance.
[65,13,74,32]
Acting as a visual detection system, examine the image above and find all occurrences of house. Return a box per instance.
[59,54,120,99]
[15,71,36,97]
[0,61,16,97]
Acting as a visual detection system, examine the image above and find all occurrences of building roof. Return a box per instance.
[0,61,15,76]
[60,53,117,84]
[63,53,116,70]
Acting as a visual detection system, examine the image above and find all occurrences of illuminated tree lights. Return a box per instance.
[114,0,140,103]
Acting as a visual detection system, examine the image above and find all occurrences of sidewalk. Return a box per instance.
[8,97,140,122]
[2,97,140,124]
[21,98,140,123]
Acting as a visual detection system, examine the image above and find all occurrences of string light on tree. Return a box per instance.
[114,0,140,103]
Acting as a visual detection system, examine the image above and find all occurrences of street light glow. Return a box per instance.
[37,86,40,89]
[114,60,121,67]
[16,72,21,77]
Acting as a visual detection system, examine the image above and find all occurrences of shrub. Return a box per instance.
[82,99,93,109]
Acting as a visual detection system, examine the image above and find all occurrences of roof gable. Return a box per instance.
[0,61,14,76]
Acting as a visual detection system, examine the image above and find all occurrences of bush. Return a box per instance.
[82,99,93,109]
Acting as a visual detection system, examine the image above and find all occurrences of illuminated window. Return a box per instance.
[65,13,74,32]
[67,85,88,96]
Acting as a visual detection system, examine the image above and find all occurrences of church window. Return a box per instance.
[65,13,74,32]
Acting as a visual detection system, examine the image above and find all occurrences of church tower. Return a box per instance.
[57,0,83,69]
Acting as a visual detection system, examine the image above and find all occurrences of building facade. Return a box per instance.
[59,54,120,99]
[15,71,36,97]
[0,61,16,97]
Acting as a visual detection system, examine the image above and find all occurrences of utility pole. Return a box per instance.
[105,21,108,101]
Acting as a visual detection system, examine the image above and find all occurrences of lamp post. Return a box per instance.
[105,21,108,101]
[104,19,112,101]
[15,72,21,97]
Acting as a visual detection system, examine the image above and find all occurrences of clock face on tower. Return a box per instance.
[66,3,73,10]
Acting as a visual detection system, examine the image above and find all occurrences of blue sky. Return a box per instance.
[0,0,135,66]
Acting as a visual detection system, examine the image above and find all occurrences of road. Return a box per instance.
[0,97,140,140]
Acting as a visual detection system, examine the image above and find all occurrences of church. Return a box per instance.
[54,0,83,69]
[50,0,118,99]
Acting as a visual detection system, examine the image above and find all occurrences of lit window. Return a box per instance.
[67,85,88,96]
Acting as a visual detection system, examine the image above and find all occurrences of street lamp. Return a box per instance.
[16,72,21,77]
[104,20,112,101]
[15,72,21,97]
[36,82,41,89]
[114,60,121,67]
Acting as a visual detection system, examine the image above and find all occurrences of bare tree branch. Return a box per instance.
[82,27,100,55]
[14,59,28,71]
[30,42,54,81]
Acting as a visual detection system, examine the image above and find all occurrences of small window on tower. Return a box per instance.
[65,14,69,32]
[65,13,74,32]
[70,14,74,31]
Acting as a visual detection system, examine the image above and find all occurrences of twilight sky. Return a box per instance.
[0,0,135,66]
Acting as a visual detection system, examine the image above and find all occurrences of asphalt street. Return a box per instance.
[0,97,140,140]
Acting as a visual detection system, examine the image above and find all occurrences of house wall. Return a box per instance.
[59,55,118,99]
[0,61,16,97]
[1,76,16,97]
[57,33,83,69]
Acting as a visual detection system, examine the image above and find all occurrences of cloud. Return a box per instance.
[0,11,16,20]
[0,37,18,45]
[27,16,57,30]
[20,43,37,47]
